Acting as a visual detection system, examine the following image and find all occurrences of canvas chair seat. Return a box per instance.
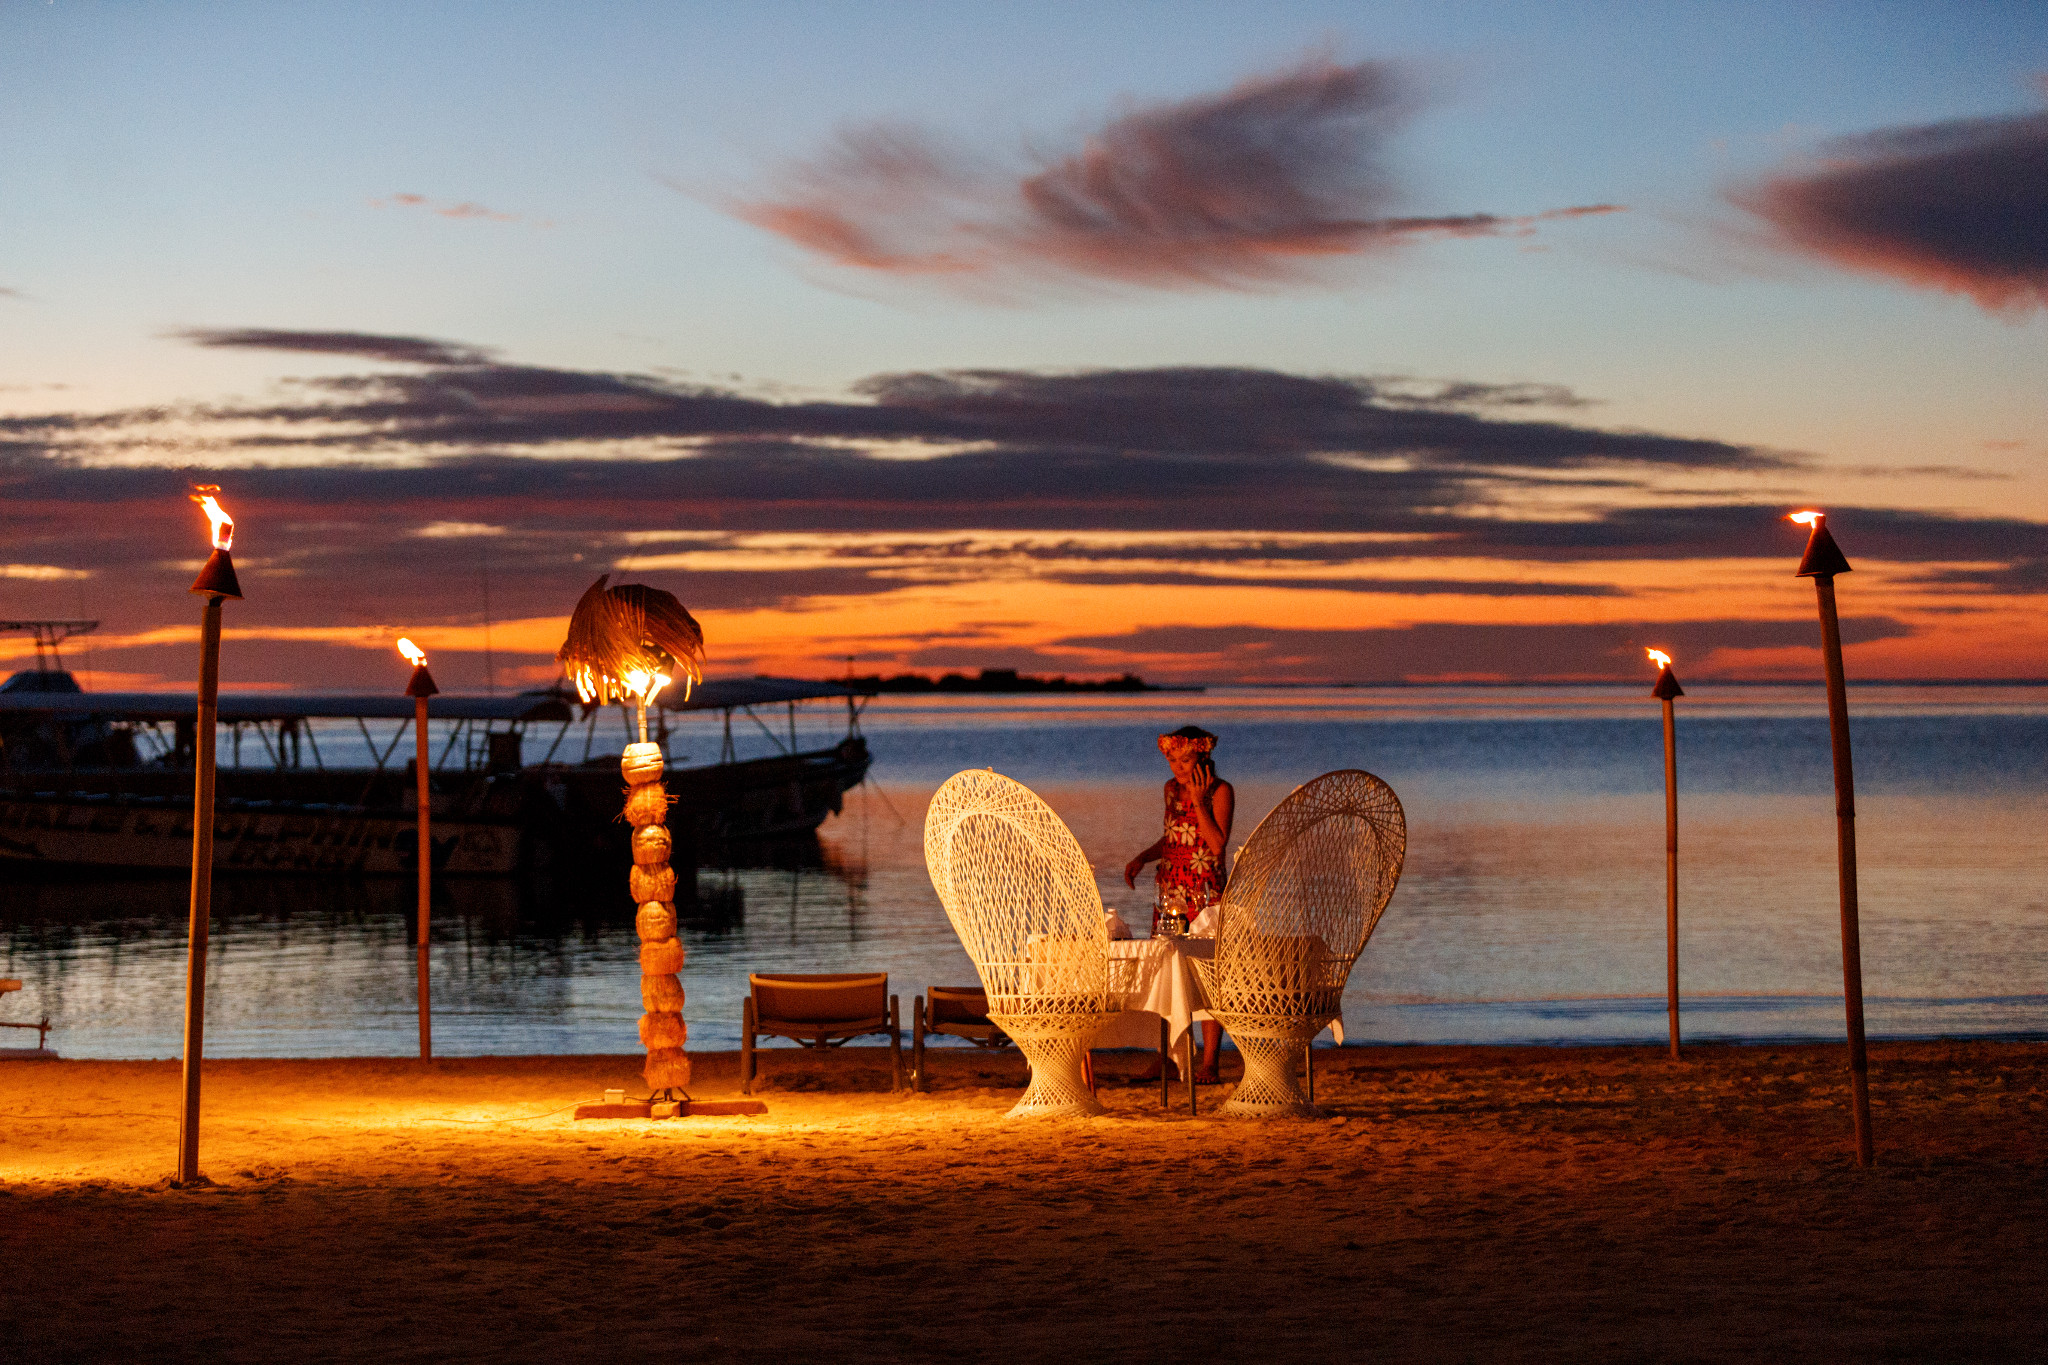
[742,972,902,1094]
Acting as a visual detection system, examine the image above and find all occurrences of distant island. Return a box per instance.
[846,668,1199,694]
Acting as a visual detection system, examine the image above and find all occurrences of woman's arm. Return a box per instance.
[1187,769,1234,855]
[1123,836,1167,887]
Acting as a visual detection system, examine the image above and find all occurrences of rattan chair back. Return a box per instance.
[1212,768,1406,1018]
[923,768,1114,1019]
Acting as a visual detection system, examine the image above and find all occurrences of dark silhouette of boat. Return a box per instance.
[0,667,872,878]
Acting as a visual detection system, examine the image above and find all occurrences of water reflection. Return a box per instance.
[5,691,2045,1056]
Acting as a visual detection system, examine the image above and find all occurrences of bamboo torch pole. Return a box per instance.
[179,488,242,1186]
[1791,510,1874,1168]
[1647,649,1684,1061]
[399,639,438,1060]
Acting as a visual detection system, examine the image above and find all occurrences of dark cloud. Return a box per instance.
[1732,99,2048,313]
[1904,559,2048,594]
[176,328,496,367]
[6,342,2042,689]
[1055,618,1915,682]
[727,55,1624,294]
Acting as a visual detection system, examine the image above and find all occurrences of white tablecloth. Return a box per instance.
[1092,937,1214,1051]
[1089,936,1345,1052]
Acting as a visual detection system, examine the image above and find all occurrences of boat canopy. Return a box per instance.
[0,673,572,723]
[664,676,874,713]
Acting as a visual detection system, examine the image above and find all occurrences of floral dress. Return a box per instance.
[1154,779,1225,927]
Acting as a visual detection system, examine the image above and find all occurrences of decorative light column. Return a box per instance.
[555,575,703,1102]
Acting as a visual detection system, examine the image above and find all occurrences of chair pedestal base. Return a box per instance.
[1215,1013,1329,1119]
[996,1015,1110,1118]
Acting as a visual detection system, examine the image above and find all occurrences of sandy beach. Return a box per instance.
[3,1040,2044,1362]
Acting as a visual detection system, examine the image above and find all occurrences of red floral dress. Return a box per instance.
[1154,779,1225,927]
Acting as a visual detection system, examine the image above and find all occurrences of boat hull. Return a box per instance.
[0,738,870,876]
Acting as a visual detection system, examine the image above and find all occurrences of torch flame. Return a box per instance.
[189,485,234,551]
[1789,510,1823,527]
[1646,648,1671,670]
[396,637,427,667]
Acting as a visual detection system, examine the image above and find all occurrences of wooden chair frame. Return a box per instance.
[0,980,50,1053]
[740,972,902,1095]
[910,985,1011,1092]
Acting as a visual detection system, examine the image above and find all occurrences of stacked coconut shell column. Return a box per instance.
[624,740,689,1096]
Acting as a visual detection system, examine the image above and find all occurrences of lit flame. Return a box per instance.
[622,666,672,709]
[396,637,427,667]
[1789,510,1823,527]
[189,485,234,551]
[1646,648,1671,670]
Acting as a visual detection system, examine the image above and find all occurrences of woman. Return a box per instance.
[1124,725,1234,1083]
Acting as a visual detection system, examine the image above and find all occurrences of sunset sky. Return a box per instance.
[3,1,2045,689]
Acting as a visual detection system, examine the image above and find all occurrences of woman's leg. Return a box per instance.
[1196,1021,1222,1080]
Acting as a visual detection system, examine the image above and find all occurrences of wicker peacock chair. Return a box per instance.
[1202,769,1405,1118]
[923,769,1119,1118]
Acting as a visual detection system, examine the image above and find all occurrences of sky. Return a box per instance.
[3,0,2045,690]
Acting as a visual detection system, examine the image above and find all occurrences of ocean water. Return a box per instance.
[3,684,2043,1059]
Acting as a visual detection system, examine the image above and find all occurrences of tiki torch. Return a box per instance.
[1646,648,1683,1061]
[398,637,438,1060]
[1791,509,1874,1167]
[179,485,241,1186]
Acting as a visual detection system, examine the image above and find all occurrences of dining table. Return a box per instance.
[1089,934,1348,1053]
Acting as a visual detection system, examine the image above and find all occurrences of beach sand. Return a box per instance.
[3,1041,2044,1362]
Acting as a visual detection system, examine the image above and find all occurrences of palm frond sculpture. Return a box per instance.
[1204,769,1405,1118]
[924,769,1118,1118]
[557,574,706,716]
[555,575,705,1100]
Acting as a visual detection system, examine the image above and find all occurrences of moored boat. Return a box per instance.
[0,668,873,876]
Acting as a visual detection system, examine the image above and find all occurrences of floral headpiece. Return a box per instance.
[1157,732,1215,762]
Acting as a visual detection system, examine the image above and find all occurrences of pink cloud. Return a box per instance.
[371,192,518,223]
[727,55,1623,295]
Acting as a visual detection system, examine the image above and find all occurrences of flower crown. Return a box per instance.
[1157,733,1215,762]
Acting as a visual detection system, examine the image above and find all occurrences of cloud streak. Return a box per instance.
[178,328,496,368]
[1732,93,2048,313]
[728,55,1624,295]
[1055,618,1916,682]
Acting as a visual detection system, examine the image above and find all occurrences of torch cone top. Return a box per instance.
[1790,511,1852,579]
[187,485,243,598]
[396,637,437,695]
[1646,648,1684,699]
[189,547,242,599]
[556,574,705,706]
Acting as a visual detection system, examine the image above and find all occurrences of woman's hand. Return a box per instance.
[1123,854,1146,888]
[1186,764,1216,801]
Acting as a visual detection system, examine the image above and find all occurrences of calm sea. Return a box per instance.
[3,684,2044,1058]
